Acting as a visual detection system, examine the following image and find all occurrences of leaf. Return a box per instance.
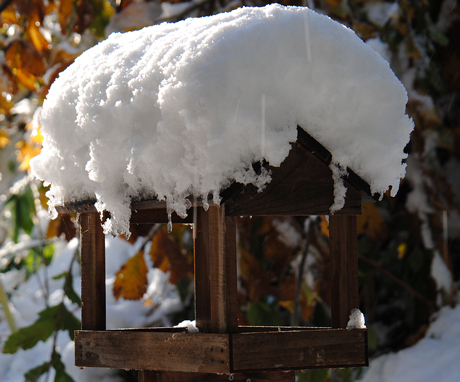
[52,352,75,382]
[149,226,193,285]
[2,305,59,353]
[15,140,41,170]
[27,9,51,53]
[24,361,50,382]
[113,250,148,300]
[357,203,388,241]
[64,272,82,307]
[4,39,46,90]
[0,129,11,148]
[59,303,80,341]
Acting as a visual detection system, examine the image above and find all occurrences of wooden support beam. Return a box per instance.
[75,331,231,373]
[79,211,106,330]
[157,371,295,381]
[194,205,238,334]
[232,329,367,371]
[329,215,359,329]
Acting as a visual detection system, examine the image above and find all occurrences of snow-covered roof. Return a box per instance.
[30,4,413,236]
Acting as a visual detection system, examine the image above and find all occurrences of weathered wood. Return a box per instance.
[157,371,295,381]
[194,205,238,334]
[232,329,368,371]
[130,209,193,224]
[194,207,211,332]
[225,142,362,216]
[329,215,359,329]
[79,212,106,330]
[139,370,158,382]
[75,331,231,373]
[296,126,377,204]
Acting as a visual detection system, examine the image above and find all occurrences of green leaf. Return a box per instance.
[59,304,80,341]
[2,304,61,353]
[3,318,56,353]
[24,361,50,382]
[52,352,75,382]
[52,271,68,280]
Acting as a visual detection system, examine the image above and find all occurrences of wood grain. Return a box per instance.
[75,330,231,373]
[155,371,295,381]
[232,329,367,371]
[329,215,359,329]
[225,142,362,216]
[79,212,106,330]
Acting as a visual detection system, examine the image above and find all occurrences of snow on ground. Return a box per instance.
[30,4,413,237]
[359,304,460,382]
[0,236,183,382]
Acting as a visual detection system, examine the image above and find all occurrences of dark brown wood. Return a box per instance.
[75,331,230,373]
[232,329,367,371]
[194,205,238,334]
[296,126,377,203]
[225,142,362,217]
[139,370,158,382]
[194,207,211,332]
[158,371,295,381]
[130,209,193,224]
[79,212,106,330]
[329,215,359,329]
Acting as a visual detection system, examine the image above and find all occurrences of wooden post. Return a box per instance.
[79,211,106,330]
[329,215,359,328]
[194,204,238,333]
[139,370,158,382]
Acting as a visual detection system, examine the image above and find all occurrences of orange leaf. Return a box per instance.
[4,40,46,90]
[149,226,193,285]
[0,130,10,148]
[357,203,388,241]
[113,250,148,301]
[15,140,41,170]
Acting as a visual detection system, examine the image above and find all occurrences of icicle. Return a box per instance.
[167,213,172,233]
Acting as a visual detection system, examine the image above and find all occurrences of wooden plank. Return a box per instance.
[296,126,377,203]
[329,215,359,329]
[194,205,238,334]
[225,142,362,216]
[130,209,193,224]
[194,207,211,332]
[79,212,106,330]
[139,370,157,382]
[232,329,367,371]
[157,371,295,381]
[208,205,238,333]
[75,331,230,373]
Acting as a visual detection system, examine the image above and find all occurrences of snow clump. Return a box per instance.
[347,308,366,330]
[30,4,413,236]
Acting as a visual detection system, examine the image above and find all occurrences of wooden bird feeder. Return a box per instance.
[58,127,370,382]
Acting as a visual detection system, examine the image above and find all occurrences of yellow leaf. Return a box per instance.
[4,40,46,91]
[319,216,329,237]
[0,129,10,148]
[15,140,41,171]
[357,203,387,241]
[149,227,193,284]
[113,250,148,300]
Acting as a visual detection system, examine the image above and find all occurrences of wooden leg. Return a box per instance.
[194,204,238,334]
[139,370,159,382]
[158,371,295,381]
[79,211,106,330]
[329,215,359,328]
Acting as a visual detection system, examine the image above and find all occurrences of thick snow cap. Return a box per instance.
[31,4,413,236]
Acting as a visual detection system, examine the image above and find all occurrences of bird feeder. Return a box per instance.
[57,127,370,382]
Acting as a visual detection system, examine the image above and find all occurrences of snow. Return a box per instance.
[359,305,460,382]
[175,319,199,333]
[347,308,366,330]
[30,4,413,237]
[0,236,184,381]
